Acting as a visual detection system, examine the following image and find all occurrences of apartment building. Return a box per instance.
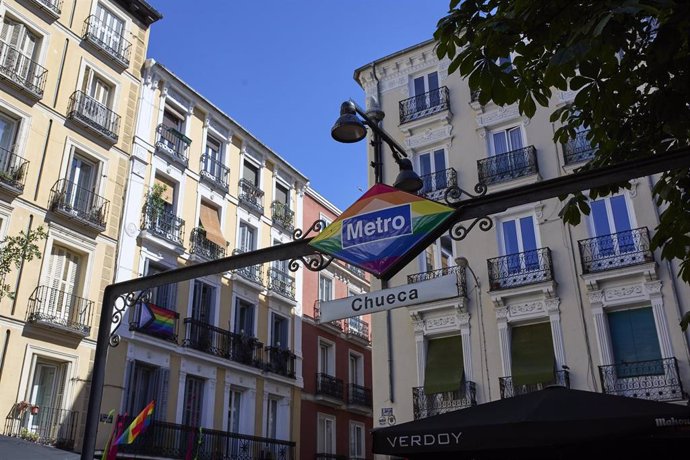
[0,0,160,452]
[300,187,372,460]
[353,39,690,435]
[98,59,309,458]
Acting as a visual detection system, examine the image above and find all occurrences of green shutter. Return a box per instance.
[424,336,464,395]
[511,322,555,386]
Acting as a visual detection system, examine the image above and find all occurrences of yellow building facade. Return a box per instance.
[98,60,308,458]
[0,0,160,452]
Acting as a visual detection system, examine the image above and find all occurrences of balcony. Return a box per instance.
[399,86,450,124]
[488,247,553,291]
[67,90,120,142]
[129,301,178,343]
[563,129,596,165]
[182,318,264,369]
[408,264,467,297]
[238,178,264,214]
[412,381,477,419]
[268,267,296,300]
[26,285,94,337]
[49,179,109,231]
[348,383,373,410]
[0,41,47,98]
[116,416,295,460]
[228,332,264,367]
[314,303,343,331]
[155,124,190,167]
[499,370,570,398]
[232,249,264,286]
[417,167,457,202]
[141,202,185,246]
[4,404,77,450]
[344,317,370,343]
[28,0,63,18]
[599,357,684,402]
[578,227,653,274]
[315,373,344,404]
[477,145,538,186]
[189,227,226,260]
[264,346,296,378]
[82,15,131,67]
[0,148,29,195]
[200,153,229,190]
[271,201,294,233]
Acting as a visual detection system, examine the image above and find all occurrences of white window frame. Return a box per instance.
[319,274,334,302]
[496,212,541,256]
[317,413,336,455]
[237,220,257,252]
[231,293,257,337]
[489,124,525,156]
[241,157,262,188]
[586,192,637,237]
[0,7,49,65]
[349,350,364,386]
[273,178,290,205]
[318,338,335,376]
[319,213,332,228]
[349,421,366,459]
[409,69,439,97]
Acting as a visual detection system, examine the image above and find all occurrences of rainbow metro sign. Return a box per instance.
[309,184,455,277]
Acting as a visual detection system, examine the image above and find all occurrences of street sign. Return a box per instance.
[309,184,454,277]
[316,274,458,322]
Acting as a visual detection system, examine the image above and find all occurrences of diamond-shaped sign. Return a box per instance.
[309,184,454,277]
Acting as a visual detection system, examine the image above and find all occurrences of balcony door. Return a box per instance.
[238,222,256,253]
[233,298,255,336]
[191,281,214,325]
[413,71,439,110]
[500,215,539,273]
[0,113,17,173]
[590,195,634,256]
[94,3,124,53]
[0,18,38,83]
[203,135,223,180]
[417,149,446,195]
[607,307,663,377]
[182,376,204,428]
[66,154,96,213]
[271,313,288,349]
[44,246,82,324]
[317,414,336,455]
[490,126,526,178]
[28,360,67,431]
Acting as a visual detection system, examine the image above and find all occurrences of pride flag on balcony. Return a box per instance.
[138,302,177,338]
[115,400,154,445]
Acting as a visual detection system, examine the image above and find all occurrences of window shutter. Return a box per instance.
[608,307,662,375]
[153,176,175,205]
[510,322,555,386]
[198,202,226,248]
[423,336,463,394]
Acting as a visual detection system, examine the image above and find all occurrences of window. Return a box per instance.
[238,221,256,252]
[145,262,176,310]
[65,153,99,213]
[271,313,288,349]
[440,236,453,269]
[491,126,523,156]
[349,352,363,386]
[124,361,169,420]
[319,276,333,302]
[510,323,555,387]
[417,148,446,194]
[318,339,334,375]
[79,67,115,132]
[608,307,663,377]
[0,18,39,83]
[424,336,463,395]
[590,195,636,255]
[191,281,214,324]
[266,397,278,439]
[162,106,183,131]
[234,298,255,336]
[412,71,440,109]
[319,214,332,229]
[317,413,336,454]
[198,201,226,248]
[0,112,19,177]
[500,215,539,271]
[94,3,125,54]
[350,422,365,459]
[243,160,259,187]
[43,245,83,322]
[227,389,242,433]
[28,359,68,429]
[275,182,289,205]
[203,135,224,178]
[498,55,513,73]
[182,375,204,427]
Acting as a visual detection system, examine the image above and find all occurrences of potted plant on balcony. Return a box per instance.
[146,183,167,217]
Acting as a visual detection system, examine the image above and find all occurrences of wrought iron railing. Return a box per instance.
[182,318,264,369]
[315,455,347,460]
[67,90,120,141]
[499,370,570,398]
[129,301,178,343]
[116,416,295,460]
[487,247,553,290]
[268,267,295,300]
[190,227,226,260]
[228,332,264,368]
[599,357,684,402]
[49,179,109,230]
[30,0,63,16]
[141,202,185,246]
[313,304,343,331]
[200,153,229,190]
[345,317,370,342]
[4,404,78,450]
[0,148,29,193]
[155,124,191,166]
[417,167,457,202]
[348,383,372,408]
[578,227,653,274]
[0,40,48,97]
[26,285,94,336]
[412,381,476,419]
[477,145,538,185]
[264,346,296,378]
[232,249,264,285]
[238,178,264,214]
[271,201,295,233]
[82,14,131,65]
[316,373,344,401]
[563,129,596,165]
[408,264,467,297]
[399,86,450,124]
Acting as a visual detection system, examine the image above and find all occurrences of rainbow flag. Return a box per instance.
[114,400,154,445]
[138,302,177,338]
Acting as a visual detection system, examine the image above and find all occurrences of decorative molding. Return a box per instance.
[629,178,640,198]
[604,284,644,302]
[495,306,508,321]
[588,290,604,304]
[508,301,545,318]
[558,90,578,103]
[425,315,457,331]
[544,298,561,313]
[645,280,662,295]
[404,125,453,150]
[475,104,520,128]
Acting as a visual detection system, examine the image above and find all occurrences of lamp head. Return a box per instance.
[455,257,469,268]
[393,158,424,193]
[331,101,367,143]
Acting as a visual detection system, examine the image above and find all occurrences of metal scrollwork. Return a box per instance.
[449,216,494,241]
[289,253,334,273]
[110,289,150,347]
[292,219,327,240]
[443,182,488,205]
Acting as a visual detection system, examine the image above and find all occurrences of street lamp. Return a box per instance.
[331,100,423,193]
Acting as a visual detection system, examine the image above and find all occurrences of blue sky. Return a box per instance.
[147,1,450,211]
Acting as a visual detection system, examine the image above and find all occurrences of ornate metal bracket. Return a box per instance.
[449,216,494,241]
[110,289,150,347]
[443,182,488,205]
[290,219,335,272]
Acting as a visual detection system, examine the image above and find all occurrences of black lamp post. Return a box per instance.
[331,100,423,193]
